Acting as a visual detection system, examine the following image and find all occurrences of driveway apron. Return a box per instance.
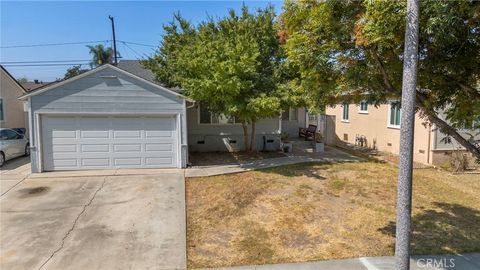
[0,169,186,270]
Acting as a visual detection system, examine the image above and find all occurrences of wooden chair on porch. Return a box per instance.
[299,125,317,141]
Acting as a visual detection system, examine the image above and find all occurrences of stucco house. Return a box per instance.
[21,62,309,172]
[0,65,28,130]
[326,100,480,166]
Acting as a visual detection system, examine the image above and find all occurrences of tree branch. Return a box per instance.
[436,73,480,99]
[367,47,397,93]
[416,92,480,160]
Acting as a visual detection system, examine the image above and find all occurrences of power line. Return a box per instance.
[2,63,90,67]
[118,40,157,48]
[0,40,156,49]
[121,41,144,59]
[0,40,110,49]
[1,60,91,64]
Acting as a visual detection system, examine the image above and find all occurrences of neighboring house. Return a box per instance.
[21,61,309,172]
[326,101,480,166]
[21,80,51,92]
[0,65,27,129]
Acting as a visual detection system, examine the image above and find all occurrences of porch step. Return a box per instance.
[291,140,315,148]
[290,139,315,154]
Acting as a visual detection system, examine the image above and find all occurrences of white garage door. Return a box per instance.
[41,115,178,171]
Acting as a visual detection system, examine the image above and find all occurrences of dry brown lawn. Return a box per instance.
[188,151,286,167]
[186,161,480,269]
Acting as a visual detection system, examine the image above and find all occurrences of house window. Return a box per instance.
[359,101,368,113]
[282,108,298,121]
[389,101,401,127]
[342,103,349,121]
[463,118,480,130]
[199,104,235,124]
[0,98,4,121]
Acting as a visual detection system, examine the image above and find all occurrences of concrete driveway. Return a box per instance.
[1,156,31,195]
[1,169,186,270]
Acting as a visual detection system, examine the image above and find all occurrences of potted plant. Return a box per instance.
[281,132,292,153]
[314,132,325,152]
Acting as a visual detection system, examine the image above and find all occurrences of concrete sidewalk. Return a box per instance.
[200,253,480,270]
[186,146,360,177]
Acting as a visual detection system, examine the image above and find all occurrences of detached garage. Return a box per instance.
[21,64,187,172]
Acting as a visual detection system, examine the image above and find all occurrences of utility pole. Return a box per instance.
[109,15,118,65]
[395,0,420,269]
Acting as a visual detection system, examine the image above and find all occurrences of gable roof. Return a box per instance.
[0,65,27,94]
[18,64,186,100]
[116,60,183,93]
[117,60,156,82]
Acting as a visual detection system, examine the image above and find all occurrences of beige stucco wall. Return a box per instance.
[1,68,26,129]
[326,103,433,164]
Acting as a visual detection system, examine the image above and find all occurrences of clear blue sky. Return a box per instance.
[0,1,282,81]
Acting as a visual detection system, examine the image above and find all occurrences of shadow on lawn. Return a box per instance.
[379,202,480,254]
[258,161,347,180]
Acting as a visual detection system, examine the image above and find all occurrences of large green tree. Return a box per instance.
[280,0,480,159]
[146,6,288,151]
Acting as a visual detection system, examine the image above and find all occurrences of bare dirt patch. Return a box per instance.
[186,162,480,269]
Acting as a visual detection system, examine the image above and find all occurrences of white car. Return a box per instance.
[0,128,30,167]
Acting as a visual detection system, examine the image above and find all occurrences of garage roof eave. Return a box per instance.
[17,64,192,102]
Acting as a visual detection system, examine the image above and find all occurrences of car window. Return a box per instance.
[0,130,20,140]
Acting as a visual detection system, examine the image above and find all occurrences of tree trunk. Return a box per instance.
[250,121,256,152]
[416,94,480,160]
[242,122,250,152]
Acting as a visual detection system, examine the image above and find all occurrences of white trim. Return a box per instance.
[108,64,188,99]
[387,101,401,128]
[27,97,33,141]
[18,64,190,101]
[341,103,350,121]
[278,114,282,134]
[35,113,43,172]
[19,65,110,99]
[358,101,369,114]
[176,113,182,168]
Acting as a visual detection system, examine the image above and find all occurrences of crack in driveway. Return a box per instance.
[37,176,107,270]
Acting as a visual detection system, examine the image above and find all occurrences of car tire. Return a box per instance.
[0,152,5,167]
[24,144,30,157]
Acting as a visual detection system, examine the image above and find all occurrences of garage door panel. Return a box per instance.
[145,130,173,138]
[50,130,77,139]
[52,144,77,152]
[114,158,142,166]
[81,144,110,153]
[145,157,173,166]
[82,158,110,167]
[42,115,178,171]
[114,144,142,152]
[80,130,109,138]
[51,159,78,168]
[145,143,173,152]
[113,130,141,138]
